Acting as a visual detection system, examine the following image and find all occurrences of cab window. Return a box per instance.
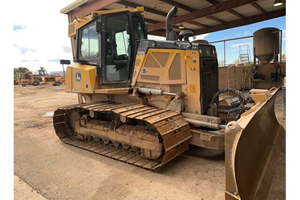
[104,15,131,83]
[80,24,99,57]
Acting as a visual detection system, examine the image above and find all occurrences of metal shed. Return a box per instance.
[60,0,286,37]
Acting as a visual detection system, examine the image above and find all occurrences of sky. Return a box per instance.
[13,0,75,73]
[204,16,286,65]
[151,16,286,65]
[12,0,286,73]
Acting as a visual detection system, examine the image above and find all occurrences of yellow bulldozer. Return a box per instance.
[40,75,65,86]
[16,72,42,86]
[37,68,65,86]
[53,6,285,199]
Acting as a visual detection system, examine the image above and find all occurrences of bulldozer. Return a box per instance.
[40,74,65,86]
[16,72,42,86]
[37,68,65,86]
[53,6,285,200]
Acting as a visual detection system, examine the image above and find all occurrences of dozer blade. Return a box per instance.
[225,88,285,200]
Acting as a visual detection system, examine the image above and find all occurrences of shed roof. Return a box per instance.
[61,0,285,36]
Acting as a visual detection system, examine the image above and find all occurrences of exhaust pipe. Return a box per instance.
[166,6,178,41]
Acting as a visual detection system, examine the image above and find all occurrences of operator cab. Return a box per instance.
[75,11,147,86]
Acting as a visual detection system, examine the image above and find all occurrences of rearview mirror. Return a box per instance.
[60,59,70,65]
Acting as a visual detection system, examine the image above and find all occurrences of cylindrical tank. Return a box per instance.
[253,27,280,64]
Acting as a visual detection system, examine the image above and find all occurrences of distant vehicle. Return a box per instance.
[16,72,42,87]
[40,74,65,86]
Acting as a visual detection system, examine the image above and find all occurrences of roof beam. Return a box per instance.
[118,0,206,29]
[118,0,166,16]
[227,9,246,25]
[227,9,246,19]
[192,9,285,35]
[206,16,227,27]
[187,21,209,28]
[147,0,258,32]
[205,0,219,5]
[159,0,208,28]
[148,30,166,37]
[69,0,120,20]
[144,18,159,24]
[160,0,195,12]
[251,2,266,14]
[251,2,266,19]
[206,0,246,24]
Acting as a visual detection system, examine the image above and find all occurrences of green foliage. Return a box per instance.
[14,67,30,79]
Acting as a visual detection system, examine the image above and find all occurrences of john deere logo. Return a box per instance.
[75,72,81,82]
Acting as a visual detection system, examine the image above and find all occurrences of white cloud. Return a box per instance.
[13,0,74,72]
[282,29,286,41]
[190,33,209,42]
[229,42,253,48]
[244,31,250,35]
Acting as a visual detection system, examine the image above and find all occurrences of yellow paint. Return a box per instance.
[185,50,201,114]
[69,7,144,37]
[65,63,98,94]
[132,48,202,114]
[189,85,196,93]
[135,49,186,85]
[131,54,146,87]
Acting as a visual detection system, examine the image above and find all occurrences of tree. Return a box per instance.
[14,67,30,79]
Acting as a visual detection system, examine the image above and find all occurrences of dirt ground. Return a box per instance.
[14,85,285,200]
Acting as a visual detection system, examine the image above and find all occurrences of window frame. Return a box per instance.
[101,13,133,85]
[79,23,100,59]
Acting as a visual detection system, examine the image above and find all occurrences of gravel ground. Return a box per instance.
[14,85,285,200]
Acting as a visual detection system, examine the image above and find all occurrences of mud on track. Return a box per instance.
[14,85,285,200]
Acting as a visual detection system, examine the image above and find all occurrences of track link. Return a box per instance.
[53,101,192,170]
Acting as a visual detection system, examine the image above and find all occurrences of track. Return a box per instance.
[53,101,191,170]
